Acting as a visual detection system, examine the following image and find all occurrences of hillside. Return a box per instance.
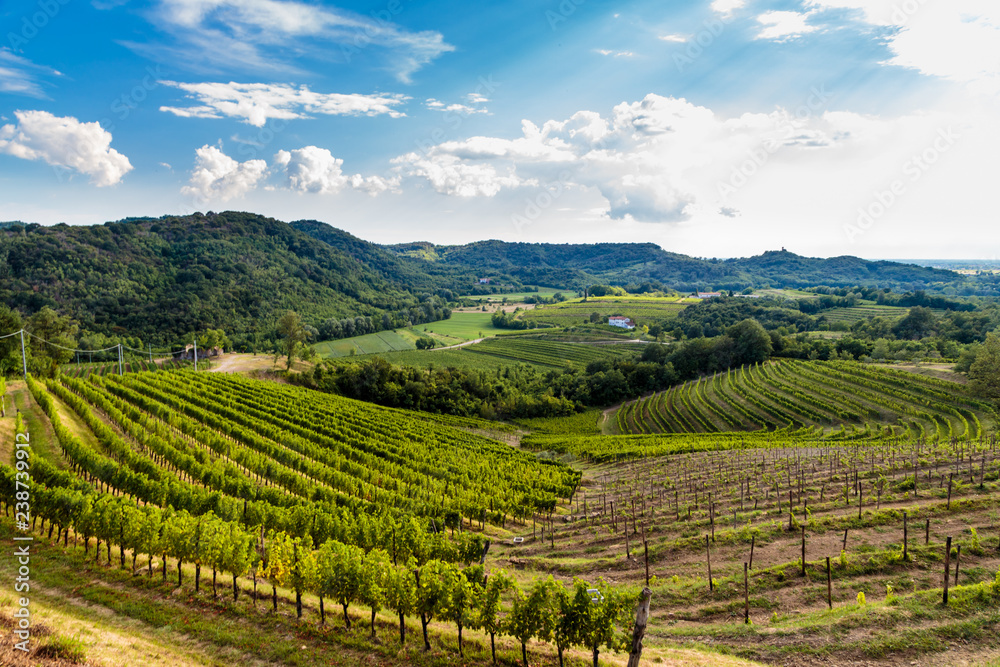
[387,241,972,292]
[0,212,451,343]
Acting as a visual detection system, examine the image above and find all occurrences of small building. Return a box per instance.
[696,292,722,299]
[179,345,223,361]
[478,277,490,284]
[608,316,636,330]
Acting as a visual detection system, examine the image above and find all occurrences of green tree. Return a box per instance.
[969,332,1000,402]
[414,560,451,651]
[505,577,558,667]
[359,548,391,638]
[578,581,633,667]
[277,311,306,371]
[385,559,417,645]
[329,541,364,629]
[475,569,513,665]
[726,318,772,366]
[27,306,79,375]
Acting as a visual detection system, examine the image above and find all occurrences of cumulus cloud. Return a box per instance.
[273,146,396,195]
[806,0,1000,95]
[0,110,132,186]
[658,34,688,43]
[160,81,409,127]
[393,153,525,197]
[391,94,888,222]
[711,0,745,16]
[595,49,636,57]
[116,0,454,82]
[755,11,819,41]
[182,144,267,201]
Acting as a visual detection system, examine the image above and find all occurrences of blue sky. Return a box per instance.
[1,0,998,258]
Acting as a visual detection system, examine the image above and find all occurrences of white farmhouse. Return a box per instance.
[608,316,636,329]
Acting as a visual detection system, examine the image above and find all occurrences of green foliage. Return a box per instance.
[969,332,1000,402]
[857,591,867,605]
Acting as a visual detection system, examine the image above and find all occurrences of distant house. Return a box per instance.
[608,316,636,330]
[478,278,490,284]
[696,292,723,299]
[179,345,223,361]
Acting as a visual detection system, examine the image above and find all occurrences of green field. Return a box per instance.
[521,295,694,328]
[413,311,504,342]
[313,312,505,359]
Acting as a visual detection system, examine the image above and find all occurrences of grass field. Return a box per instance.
[521,295,694,328]
[415,311,503,342]
[313,313,506,359]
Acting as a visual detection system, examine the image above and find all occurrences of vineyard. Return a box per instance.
[611,360,995,441]
[464,337,639,369]
[2,361,1000,666]
[513,433,1000,664]
[0,370,674,667]
[520,296,693,328]
[819,304,946,324]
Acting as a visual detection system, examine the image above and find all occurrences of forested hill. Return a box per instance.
[387,240,971,292]
[289,219,471,294]
[0,212,456,343]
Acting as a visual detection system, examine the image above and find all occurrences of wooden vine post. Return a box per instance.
[943,536,952,606]
[626,587,653,667]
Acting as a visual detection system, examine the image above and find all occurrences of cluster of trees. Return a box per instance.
[491,310,540,330]
[300,319,773,419]
[316,297,451,342]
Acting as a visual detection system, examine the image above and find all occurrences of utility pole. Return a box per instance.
[148,343,152,363]
[118,343,123,376]
[20,329,27,378]
[193,338,198,371]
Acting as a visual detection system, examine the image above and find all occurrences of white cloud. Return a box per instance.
[595,49,636,57]
[391,94,927,223]
[0,110,132,186]
[273,146,396,195]
[118,0,454,82]
[711,0,745,16]
[756,11,819,41]
[393,153,525,197]
[0,49,60,98]
[182,144,267,201]
[424,91,490,116]
[807,0,1000,95]
[160,81,408,127]
[658,34,689,43]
